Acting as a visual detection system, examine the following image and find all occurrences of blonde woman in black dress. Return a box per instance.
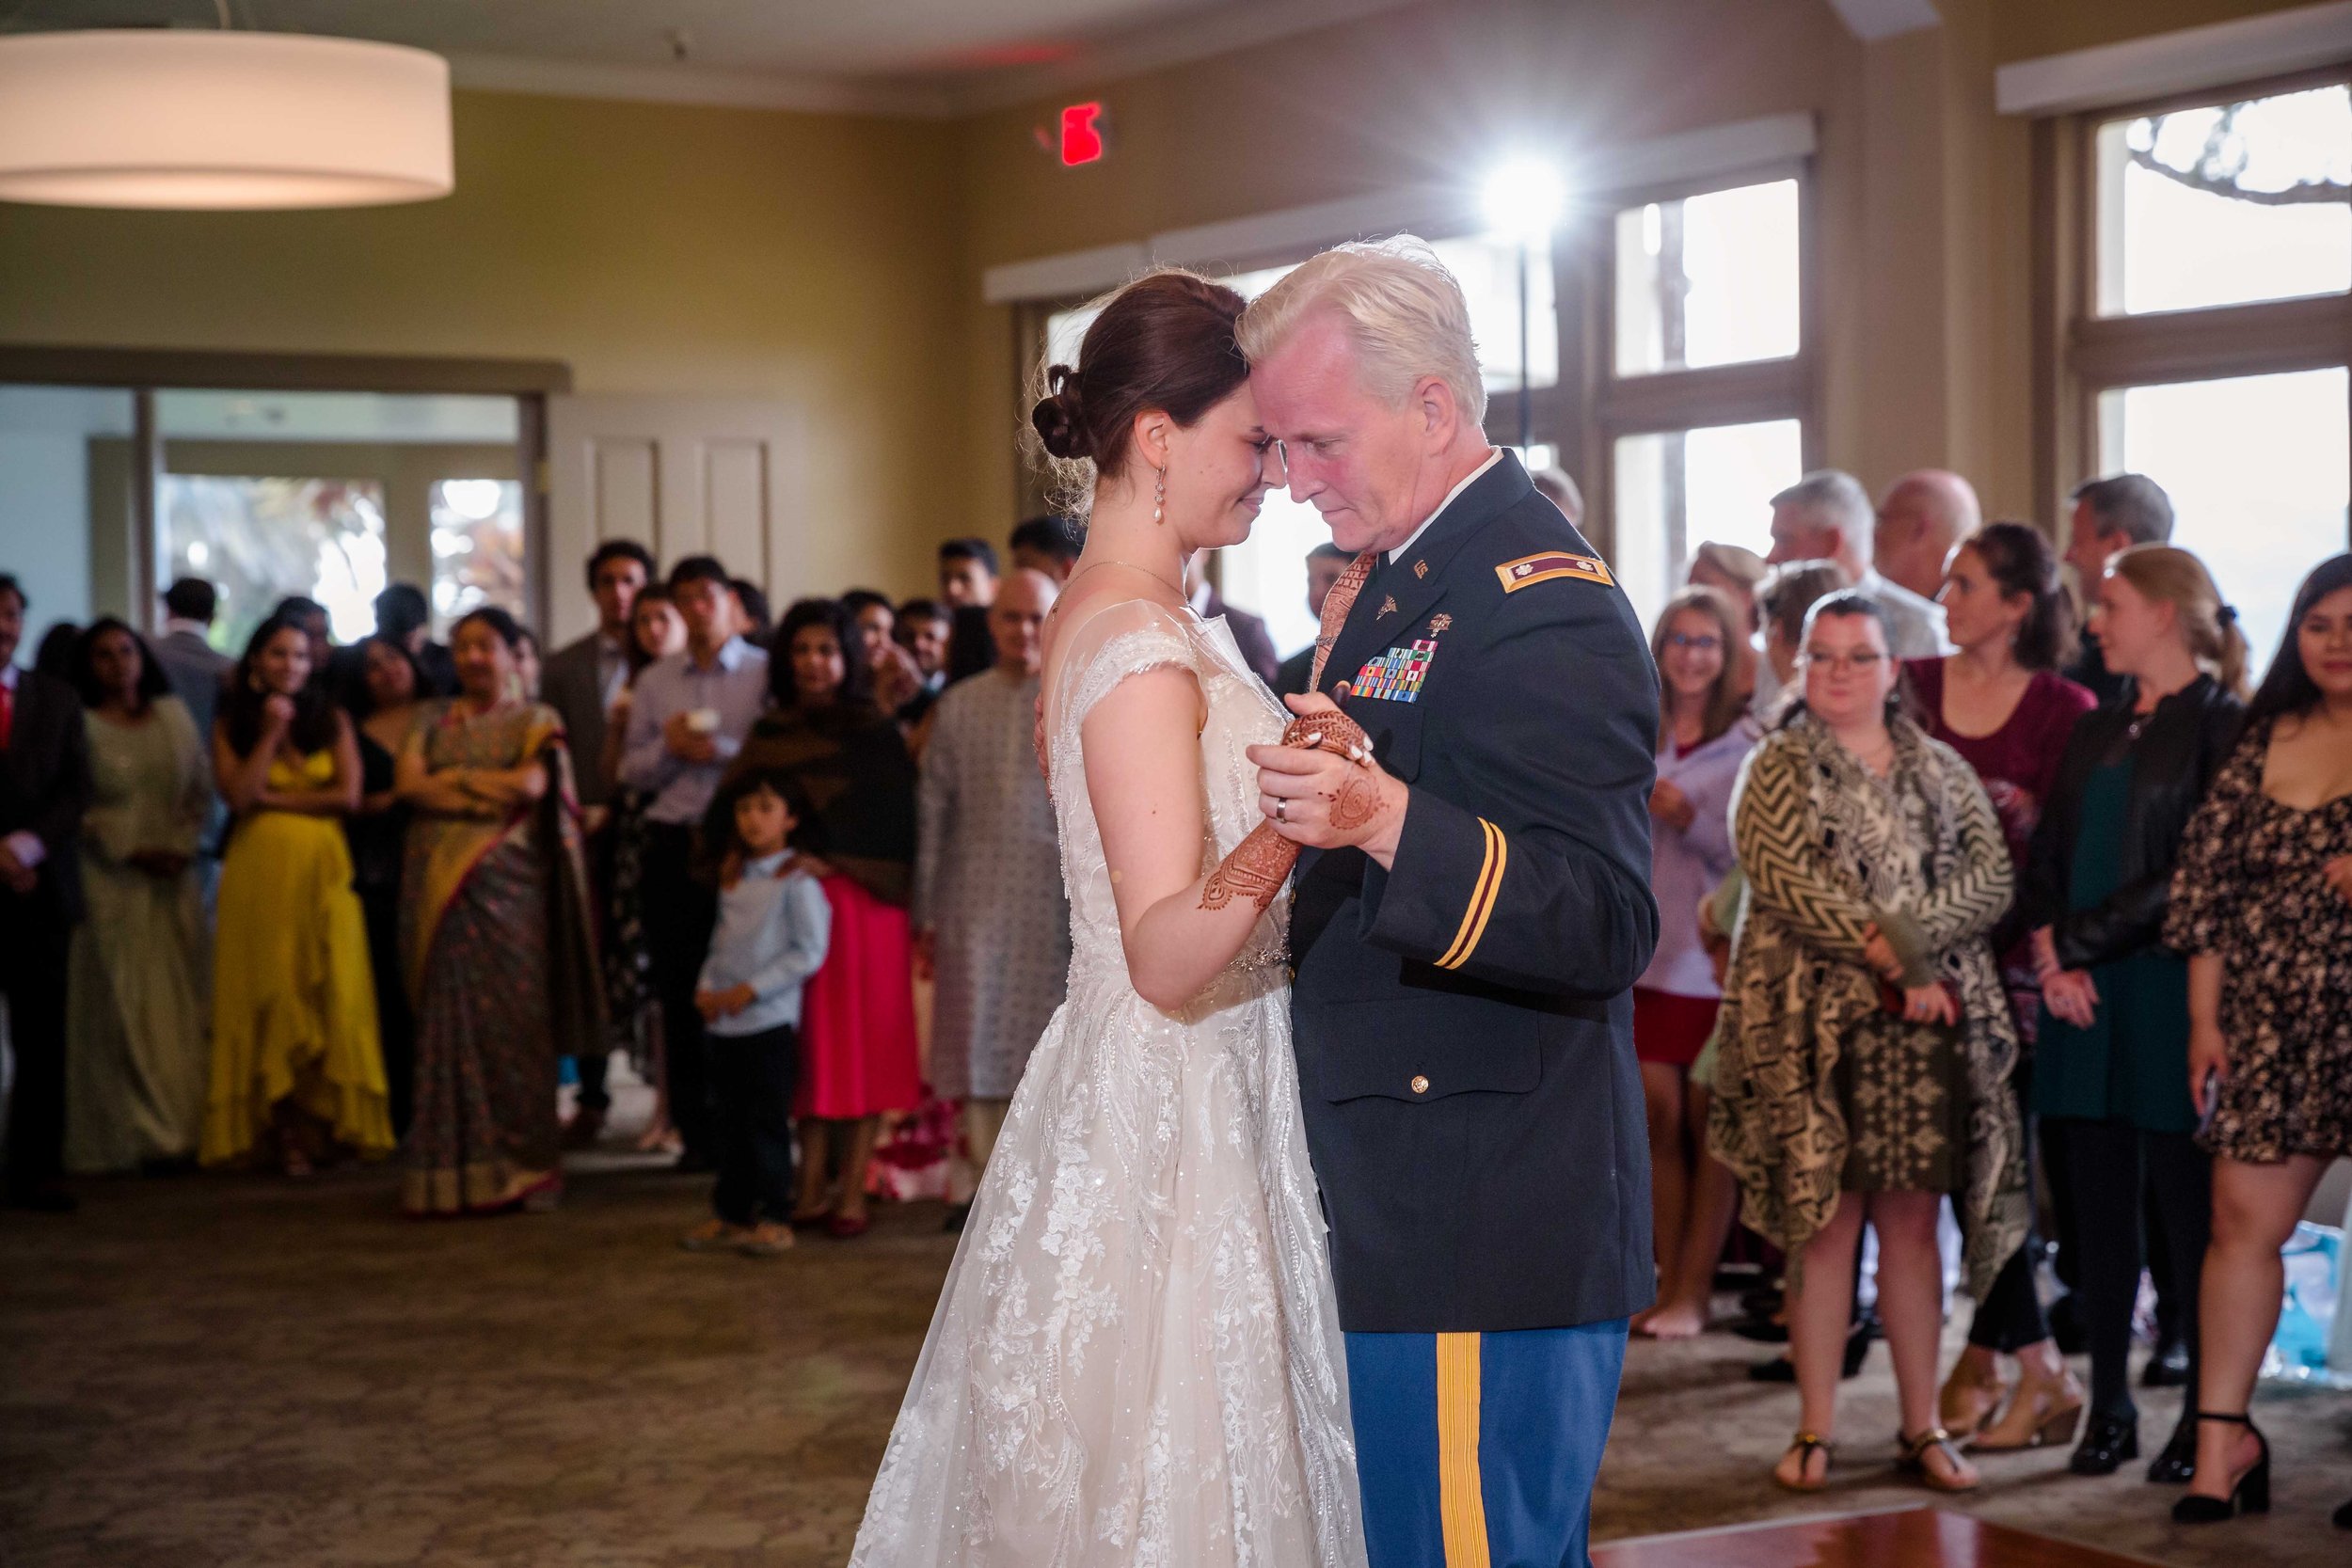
[2165,553,2352,1529]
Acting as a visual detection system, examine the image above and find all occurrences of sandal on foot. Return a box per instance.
[1772,1431,1834,1493]
[1898,1427,1979,1493]
[1939,1357,2009,1439]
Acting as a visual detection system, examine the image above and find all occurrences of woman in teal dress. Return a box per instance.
[2019,545,2247,1482]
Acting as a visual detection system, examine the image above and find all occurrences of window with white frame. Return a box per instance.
[1596,175,1810,633]
[2058,71,2351,660]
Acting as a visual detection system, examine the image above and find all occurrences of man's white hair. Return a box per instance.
[1771,469,1876,558]
[1236,235,1487,427]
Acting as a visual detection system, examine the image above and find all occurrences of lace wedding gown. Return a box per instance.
[850,600,1366,1568]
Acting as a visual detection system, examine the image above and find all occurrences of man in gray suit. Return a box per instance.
[154,578,231,740]
[154,578,233,909]
[541,539,655,1145]
[1766,469,1949,659]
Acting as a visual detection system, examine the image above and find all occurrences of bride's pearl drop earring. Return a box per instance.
[1153,466,1167,526]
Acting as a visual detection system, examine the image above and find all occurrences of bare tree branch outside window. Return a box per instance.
[2125,103,2352,209]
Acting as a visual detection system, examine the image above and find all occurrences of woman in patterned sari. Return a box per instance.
[396,608,605,1217]
[1710,593,2026,1497]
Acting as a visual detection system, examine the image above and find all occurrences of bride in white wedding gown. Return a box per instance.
[849,272,1365,1568]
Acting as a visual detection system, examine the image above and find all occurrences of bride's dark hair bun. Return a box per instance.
[1029,270,1248,479]
[1030,366,1091,462]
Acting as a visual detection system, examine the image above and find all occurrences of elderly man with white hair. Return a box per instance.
[1242,237,1661,1568]
[1766,468,1949,657]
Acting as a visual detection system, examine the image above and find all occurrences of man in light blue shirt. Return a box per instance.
[621,555,771,1168]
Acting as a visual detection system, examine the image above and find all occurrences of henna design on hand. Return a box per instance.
[1328,773,1384,832]
[1200,821,1294,912]
[1198,707,1376,911]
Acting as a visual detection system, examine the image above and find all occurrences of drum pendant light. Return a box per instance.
[0,30,453,209]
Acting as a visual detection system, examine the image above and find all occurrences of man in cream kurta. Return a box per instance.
[913,571,1069,1212]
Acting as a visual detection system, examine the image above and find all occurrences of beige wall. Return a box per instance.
[0,91,963,602]
[950,0,2326,535]
[0,0,2325,599]
[951,0,1872,528]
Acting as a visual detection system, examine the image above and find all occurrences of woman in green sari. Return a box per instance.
[395,608,604,1217]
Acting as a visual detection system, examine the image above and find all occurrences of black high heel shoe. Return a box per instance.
[2171,1413,2269,1523]
[2069,1411,2139,1476]
[2147,1415,2198,1484]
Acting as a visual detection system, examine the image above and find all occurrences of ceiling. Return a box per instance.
[2,0,1431,115]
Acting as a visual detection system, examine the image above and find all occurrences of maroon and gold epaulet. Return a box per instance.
[1494,550,1614,593]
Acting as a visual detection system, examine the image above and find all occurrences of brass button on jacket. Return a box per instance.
[1409,1074,1430,1096]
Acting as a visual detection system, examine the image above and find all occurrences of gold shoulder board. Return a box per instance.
[1495,551,1615,593]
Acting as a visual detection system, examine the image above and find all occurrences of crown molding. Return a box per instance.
[442,0,1429,122]
[446,53,955,119]
[1996,1,2352,117]
[930,0,1428,117]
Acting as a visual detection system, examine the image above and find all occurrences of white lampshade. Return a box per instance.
[0,30,453,209]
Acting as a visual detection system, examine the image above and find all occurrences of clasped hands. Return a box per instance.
[2030,926,2100,1030]
[1246,691,1407,863]
[1863,923,1960,1026]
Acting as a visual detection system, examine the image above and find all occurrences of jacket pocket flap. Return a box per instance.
[1307,996,1540,1103]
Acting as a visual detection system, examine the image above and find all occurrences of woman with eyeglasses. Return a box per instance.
[1907,522,2097,1452]
[1711,593,2026,1497]
[1630,586,1758,1339]
[2018,544,2248,1483]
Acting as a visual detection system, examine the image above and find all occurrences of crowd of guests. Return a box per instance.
[1616,463,2350,1529]
[0,528,1083,1252]
[3,460,2346,1528]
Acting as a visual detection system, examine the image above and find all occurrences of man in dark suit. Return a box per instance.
[2060,473,2174,705]
[1274,543,1353,697]
[154,577,234,909]
[1184,557,1283,688]
[1246,242,1658,1568]
[0,574,94,1212]
[540,539,655,1144]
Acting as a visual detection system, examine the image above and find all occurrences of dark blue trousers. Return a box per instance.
[1346,1321,1628,1568]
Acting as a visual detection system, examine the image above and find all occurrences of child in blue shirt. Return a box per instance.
[681,767,830,1257]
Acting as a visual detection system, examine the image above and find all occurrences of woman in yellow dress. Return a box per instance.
[200,610,393,1174]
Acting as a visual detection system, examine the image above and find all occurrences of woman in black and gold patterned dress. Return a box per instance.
[1711,593,2026,1497]
[2165,554,2352,1530]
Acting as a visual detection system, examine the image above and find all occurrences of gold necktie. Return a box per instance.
[1308,551,1381,695]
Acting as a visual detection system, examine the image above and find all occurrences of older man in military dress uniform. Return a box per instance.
[1244,240,1660,1568]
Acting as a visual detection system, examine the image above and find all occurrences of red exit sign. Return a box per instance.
[1058,102,1105,166]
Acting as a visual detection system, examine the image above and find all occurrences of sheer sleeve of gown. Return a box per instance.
[850,595,1367,1568]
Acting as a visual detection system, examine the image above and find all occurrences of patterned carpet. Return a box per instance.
[4,1152,2347,1568]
